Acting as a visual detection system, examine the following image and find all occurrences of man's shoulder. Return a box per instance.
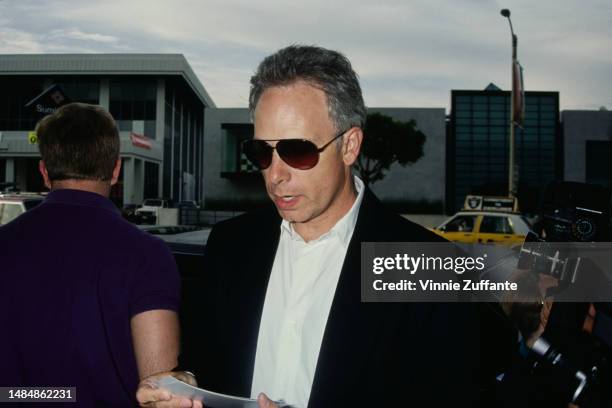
[211,205,280,237]
[382,212,446,242]
[1,201,171,252]
[359,189,447,243]
[103,215,175,255]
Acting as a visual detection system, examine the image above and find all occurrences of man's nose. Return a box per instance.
[265,150,291,185]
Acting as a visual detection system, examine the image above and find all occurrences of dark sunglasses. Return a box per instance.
[241,130,347,170]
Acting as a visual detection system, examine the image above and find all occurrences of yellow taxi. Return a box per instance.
[431,196,531,246]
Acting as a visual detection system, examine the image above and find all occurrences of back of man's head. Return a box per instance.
[37,102,119,182]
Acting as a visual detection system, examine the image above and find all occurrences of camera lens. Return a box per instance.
[571,217,596,241]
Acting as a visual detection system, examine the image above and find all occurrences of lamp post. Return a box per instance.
[501,8,517,197]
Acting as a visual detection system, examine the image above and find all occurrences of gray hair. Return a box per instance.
[249,45,367,133]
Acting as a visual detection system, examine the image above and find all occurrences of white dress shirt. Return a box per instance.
[250,176,365,408]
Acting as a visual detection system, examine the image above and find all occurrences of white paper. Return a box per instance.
[155,376,289,408]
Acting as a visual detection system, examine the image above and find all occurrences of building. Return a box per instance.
[0,54,214,206]
[202,107,446,211]
[448,84,561,214]
[562,109,612,189]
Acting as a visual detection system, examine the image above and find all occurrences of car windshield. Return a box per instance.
[143,199,163,207]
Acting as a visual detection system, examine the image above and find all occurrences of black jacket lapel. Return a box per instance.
[214,206,283,396]
[308,189,396,407]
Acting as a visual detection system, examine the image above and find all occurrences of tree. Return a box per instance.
[355,112,426,186]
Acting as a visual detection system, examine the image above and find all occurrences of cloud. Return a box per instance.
[0,27,44,53]
[0,0,610,110]
[48,28,119,43]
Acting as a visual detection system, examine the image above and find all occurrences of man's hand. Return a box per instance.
[257,393,279,408]
[136,371,203,408]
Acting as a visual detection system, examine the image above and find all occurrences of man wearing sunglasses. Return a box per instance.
[137,45,481,408]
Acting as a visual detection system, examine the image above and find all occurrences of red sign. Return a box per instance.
[130,132,152,149]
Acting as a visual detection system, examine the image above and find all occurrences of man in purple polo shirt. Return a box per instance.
[0,103,181,406]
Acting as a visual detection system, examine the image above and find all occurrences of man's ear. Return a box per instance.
[110,158,122,186]
[38,160,52,190]
[342,127,364,167]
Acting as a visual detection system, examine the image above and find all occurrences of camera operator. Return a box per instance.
[498,181,612,408]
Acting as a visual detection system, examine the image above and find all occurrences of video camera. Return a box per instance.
[540,181,612,242]
[509,181,612,407]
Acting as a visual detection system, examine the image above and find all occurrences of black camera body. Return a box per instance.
[540,181,612,242]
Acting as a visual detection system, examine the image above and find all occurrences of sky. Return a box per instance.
[0,0,610,111]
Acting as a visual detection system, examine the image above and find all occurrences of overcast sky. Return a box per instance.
[1,0,610,111]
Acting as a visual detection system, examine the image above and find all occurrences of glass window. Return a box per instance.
[455,96,471,104]
[443,215,477,232]
[489,96,506,105]
[489,118,506,126]
[455,103,471,111]
[221,124,255,173]
[0,203,24,225]
[538,97,556,105]
[479,216,513,234]
[586,141,612,188]
[109,79,157,138]
[51,78,99,104]
[0,77,45,130]
[173,100,181,198]
[144,162,160,199]
[489,104,507,112]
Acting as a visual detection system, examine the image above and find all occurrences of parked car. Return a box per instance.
[431,210,531,246]
[0,193,45,226]
[121,203,142,223]
[135,198,173,224]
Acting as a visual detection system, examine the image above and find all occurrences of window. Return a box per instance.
[51,78,99,105]
[444,215,477,232]
[221,124,255,175]
[144,162,160,199]
[0,77,44,130]
[479,216,513,234]
[0,203,24,225]
[586,141,612,188]
[109,79,157,138]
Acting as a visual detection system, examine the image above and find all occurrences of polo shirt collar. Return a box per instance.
[44,188,120,215]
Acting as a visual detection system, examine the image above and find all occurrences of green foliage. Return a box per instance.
[355,112,426,186]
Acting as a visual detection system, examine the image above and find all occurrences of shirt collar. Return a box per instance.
[44,188,120,215]
[280,176,365,246]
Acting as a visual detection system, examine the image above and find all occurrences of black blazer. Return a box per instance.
[179,189,488,407]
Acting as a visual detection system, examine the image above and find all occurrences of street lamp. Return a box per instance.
[501,8,517,197]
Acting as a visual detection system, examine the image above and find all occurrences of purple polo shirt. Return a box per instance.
[0,189,181,407]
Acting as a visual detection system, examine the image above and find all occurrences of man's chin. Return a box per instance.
[276,208,308,223]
